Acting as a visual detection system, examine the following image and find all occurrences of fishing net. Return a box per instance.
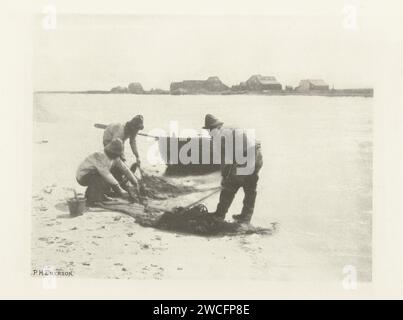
[99,203,275,236]
[97,165,274,236]
[156,204,240,235]
[129,165,196,200]
[98,201,274,236]
[139,173,196,199]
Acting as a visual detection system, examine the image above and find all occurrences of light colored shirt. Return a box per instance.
[103,123,139,160]
[103,123,127,147]
[76,151,137,186]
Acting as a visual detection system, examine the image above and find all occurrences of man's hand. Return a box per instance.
[136,158,141,166]
[120,190,129,197]
[112,184,128,197]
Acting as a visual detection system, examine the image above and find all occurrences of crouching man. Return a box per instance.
[76,138,140,206]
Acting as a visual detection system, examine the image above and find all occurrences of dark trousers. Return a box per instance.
[215,149,262,220]
[216,173,259,219]
[77,173,111,205]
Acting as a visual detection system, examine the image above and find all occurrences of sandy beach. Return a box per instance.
[32,93,372,281]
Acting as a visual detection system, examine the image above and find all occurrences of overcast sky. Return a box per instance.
[34,14,375,91]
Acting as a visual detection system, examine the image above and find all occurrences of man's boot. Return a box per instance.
[214,189,236,220]
[233,189,256,223]
[232,209,253,224]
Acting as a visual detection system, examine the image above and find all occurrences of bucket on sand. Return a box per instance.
[67,191,86,216]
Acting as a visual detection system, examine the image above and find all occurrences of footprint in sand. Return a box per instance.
[137,242,150,250]
[38,237,57,245]
[43,187,53,194]
[237,236,268,270]
[141,264,164,279]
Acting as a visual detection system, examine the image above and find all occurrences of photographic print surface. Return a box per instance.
[32,14,372,282]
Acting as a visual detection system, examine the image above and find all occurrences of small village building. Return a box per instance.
[245,75,282,91]
[170,76,228,94]
[204,76,229,92]
[297,79,329,92]
[110,86,128,93]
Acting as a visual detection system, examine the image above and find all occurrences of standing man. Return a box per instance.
[76,138,140,205]
[203,114,263,224]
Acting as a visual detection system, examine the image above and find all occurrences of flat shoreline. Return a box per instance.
[34,89,374,98]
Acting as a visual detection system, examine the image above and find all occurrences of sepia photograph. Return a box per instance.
[31,13,374,284]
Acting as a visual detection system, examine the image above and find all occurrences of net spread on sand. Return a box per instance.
[97,202,274,236]
[137,172,196,200]
[97,170,274,236]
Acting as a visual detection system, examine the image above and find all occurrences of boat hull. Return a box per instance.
[158,137,220,175]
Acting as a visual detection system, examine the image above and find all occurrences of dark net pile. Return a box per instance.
[98,202,274,236]
[155,204,273,236]
[156,204,239,235]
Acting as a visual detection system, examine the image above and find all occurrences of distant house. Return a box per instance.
[170,76,229,94]
[231,83,247,91]
[128,82,145,94]
[204,76,229,92]
[297,79,329,92]
[110,86,128,93]
[244,75,282,91]
[149,88,169,95]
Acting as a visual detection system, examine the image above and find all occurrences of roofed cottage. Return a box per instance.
[170,76,228,94]
[297,79,329,92]
[245,75,282,91]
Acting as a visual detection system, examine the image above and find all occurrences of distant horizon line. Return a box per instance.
[34,74,373,93]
